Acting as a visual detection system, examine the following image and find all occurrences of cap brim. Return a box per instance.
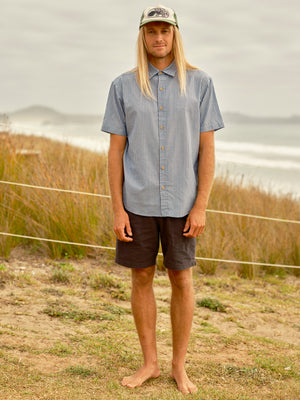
[140,19,177,28]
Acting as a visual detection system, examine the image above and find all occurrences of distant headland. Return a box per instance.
[1,105,300,126]
[0,105,100,126]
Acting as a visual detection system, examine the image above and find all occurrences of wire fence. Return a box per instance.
[0,232,299,269]
[1,180,299,224]
[0,180,111,199]
[1,181,299,269]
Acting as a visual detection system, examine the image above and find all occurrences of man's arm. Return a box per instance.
[183,130,215,238]
[108,134,133,242]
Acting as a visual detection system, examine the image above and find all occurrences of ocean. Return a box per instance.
[6,120,300,199]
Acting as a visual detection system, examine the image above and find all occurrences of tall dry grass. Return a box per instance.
[200,177,300,277]
[0,132,114,259]
[0,132,299,277]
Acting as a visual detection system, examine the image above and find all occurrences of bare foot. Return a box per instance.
[122,364,160,388]
[170,366,198,394]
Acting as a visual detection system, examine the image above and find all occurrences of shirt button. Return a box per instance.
[160,126,164,130]
[159,71,162,74]
[160,87,163,91]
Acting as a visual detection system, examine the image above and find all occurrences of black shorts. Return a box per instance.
[115,210,196,270]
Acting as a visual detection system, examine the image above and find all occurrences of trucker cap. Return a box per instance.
[139,5,179,28]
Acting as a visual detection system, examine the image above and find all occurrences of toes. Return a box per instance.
[180,387,190,394]
[188,384,198,394]
[179,385,197,394]
[121,378,139,388]
[171,373,198,394]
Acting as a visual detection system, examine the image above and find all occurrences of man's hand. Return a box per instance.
[182,130,214,238]
[183,208,206,238]
[113,209,133,242]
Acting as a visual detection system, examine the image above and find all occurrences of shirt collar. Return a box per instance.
[148,60,177,79]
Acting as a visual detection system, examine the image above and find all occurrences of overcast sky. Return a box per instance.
[1,0,299,117]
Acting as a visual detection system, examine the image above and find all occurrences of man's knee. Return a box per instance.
[168,268,193,290]
[132,265,155,287]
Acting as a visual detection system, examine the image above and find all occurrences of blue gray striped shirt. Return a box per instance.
[101,61,224,217]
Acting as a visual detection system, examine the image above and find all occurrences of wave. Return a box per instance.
[216,151,300,170]
[6,123,300,171]
[6,123,109,153]
[215,140,300,157]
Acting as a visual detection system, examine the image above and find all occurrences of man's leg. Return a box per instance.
[122,265,160,388]
[168,267,198,394]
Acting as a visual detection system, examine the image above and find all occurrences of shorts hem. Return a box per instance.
[164,260,196,271]
[115,257,157,269]
[115,257,196,271]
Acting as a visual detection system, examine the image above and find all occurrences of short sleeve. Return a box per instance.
[101,78,127,136]
[200,76,224,133]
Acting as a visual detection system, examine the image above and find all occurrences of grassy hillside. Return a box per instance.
[0,132,299,278]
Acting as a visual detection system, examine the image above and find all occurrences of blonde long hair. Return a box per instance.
[135,26,198,98]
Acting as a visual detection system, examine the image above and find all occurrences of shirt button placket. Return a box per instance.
[158,72,168,215]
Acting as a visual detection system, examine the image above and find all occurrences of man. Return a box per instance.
[101,5,224,394]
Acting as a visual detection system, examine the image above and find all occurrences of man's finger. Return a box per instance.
[187,226,198,237]
[119,230,133,242]
[183,218,191,234]
[184,223,205,237]
[125,221,133,238]
[114,225,132,242]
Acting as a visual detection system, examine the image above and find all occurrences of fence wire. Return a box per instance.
[0,232,299,269]
[1,180,299,224]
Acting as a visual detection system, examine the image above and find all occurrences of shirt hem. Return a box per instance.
[101,127,126,136]
[125,205,191,219]
[200,123,224,133]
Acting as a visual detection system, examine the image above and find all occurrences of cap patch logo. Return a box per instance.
[147,8,170,18]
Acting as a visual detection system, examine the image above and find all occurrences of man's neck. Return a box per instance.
[148,55,174,71]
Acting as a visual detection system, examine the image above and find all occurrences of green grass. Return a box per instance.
[42,303,116,322]
[64,365,97,377]
[200,321,221,334]
[89,272,130,300]
[197,297,227,312]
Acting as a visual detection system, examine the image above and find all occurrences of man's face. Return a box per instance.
[143,21,174,62]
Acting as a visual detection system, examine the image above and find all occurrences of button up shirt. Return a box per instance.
[101,61,224,217]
